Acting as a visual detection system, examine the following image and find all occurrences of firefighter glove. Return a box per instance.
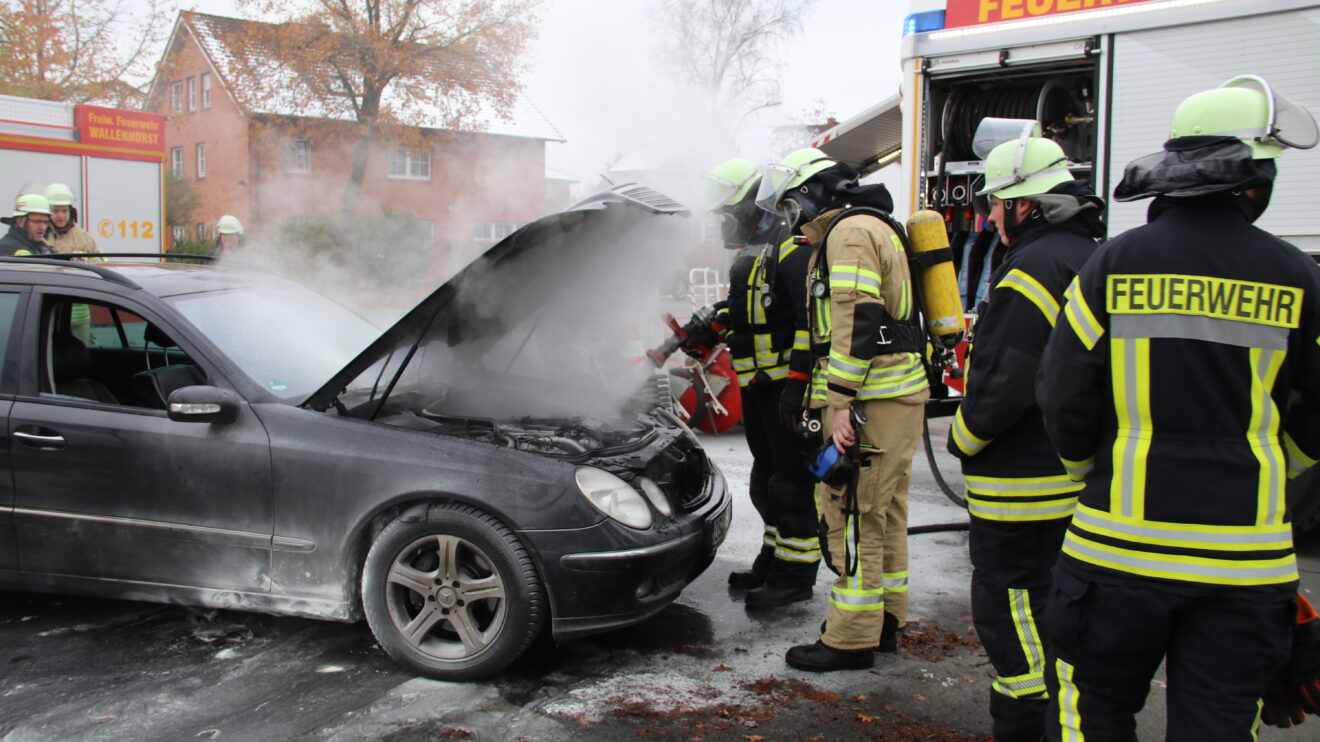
[1261,593,1320,727]
[779,377,807,426]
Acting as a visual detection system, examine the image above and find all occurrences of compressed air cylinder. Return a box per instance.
[905,210,966,349]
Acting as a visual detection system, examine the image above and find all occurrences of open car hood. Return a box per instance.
[302,184,690,414]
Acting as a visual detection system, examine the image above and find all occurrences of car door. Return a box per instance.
[0,288,27,571]
[10,288,275,593]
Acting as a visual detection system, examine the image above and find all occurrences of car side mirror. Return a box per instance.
[166,385,242,425]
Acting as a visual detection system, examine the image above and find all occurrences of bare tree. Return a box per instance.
[656,0,816,133]
[0,0,170,105]
[233,0,541,216]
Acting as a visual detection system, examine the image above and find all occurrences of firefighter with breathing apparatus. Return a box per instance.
[696,157,822,608]
[946,119,1102,741]
[758,147,935,671]
[1037,75,1320,738]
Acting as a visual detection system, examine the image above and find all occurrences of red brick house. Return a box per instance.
[146,11,562,259]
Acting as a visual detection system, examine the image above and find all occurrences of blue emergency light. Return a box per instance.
[903,10,946,36]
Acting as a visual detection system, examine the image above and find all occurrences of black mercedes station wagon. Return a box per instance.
[0,185,731,680]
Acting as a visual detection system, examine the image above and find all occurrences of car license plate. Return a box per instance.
[708,500,732,553]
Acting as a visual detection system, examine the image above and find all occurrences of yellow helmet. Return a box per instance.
[12,193,51,217]
[702,158,759,209]
[754,148,836,215]
[1170,75,1318,159]
[977,136,1073,200]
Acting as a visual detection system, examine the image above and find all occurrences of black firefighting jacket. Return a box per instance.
[0,224,54,257]
[727,236,812,388]
[1038,194,1320,595]
[949,187,1101,522]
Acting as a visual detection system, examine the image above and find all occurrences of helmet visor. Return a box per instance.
[754,163,796,215]
[972,118,1042,160]
[1222,75,1318,150]
[701,172,743,210]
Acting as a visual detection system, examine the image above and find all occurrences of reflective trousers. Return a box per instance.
[741,380,820,587]
[818,395,925,650]
[1044,568,1294,742]
[970,516,1069,742]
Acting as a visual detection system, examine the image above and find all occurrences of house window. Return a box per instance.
[188,77,197,112]
[201,73,212,108]
[172,225,186,242]
[473,221,519,247]
[284,139,310,173]
[196,142,206,178]
[170,147,184,179]
[170,82,183,113]
[196,223,208,239]
[387,147,430,180]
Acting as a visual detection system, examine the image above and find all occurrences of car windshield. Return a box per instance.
[165,282,380,400]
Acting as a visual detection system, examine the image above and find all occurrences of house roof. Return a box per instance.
[164,11,563,142]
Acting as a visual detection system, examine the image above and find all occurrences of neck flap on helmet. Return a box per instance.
[1114,136,1277,202]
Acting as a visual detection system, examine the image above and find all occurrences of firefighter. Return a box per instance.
[756,148,927,671]
[44,183,101,257]
[702,157,821,608]
[212,215,244,258]
[0,193,56,257]
[1037,75,1320,739]
[946,127,1102,741]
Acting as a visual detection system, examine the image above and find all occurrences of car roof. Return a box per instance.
[0,258,282,298]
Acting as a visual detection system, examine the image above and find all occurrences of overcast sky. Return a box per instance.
[178,0,909,185]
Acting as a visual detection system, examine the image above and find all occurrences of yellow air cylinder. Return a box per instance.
[905,210,965,349]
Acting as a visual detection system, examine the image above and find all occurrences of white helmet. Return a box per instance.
[216,215,244,235]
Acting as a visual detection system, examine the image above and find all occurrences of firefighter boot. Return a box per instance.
[786,640,874,672]
[745,583,812,609]
[729,542,774,589]
[878,612,902,653]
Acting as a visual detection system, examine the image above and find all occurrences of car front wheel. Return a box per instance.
[362,504,545,680]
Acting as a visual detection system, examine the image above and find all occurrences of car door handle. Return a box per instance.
[13,428,67,450]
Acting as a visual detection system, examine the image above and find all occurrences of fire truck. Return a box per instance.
[807,0,1320,524]
[0,94,165,253]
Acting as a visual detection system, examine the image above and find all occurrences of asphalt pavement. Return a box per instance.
[2,417,1319,741]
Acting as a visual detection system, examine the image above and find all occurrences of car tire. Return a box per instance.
[361,504,545,680]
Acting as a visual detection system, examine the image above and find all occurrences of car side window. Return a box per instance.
[0,292,21,370]
[40,295,208,410]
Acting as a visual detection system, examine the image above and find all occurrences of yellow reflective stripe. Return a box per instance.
[779,238,799,261]
[1106,274,1302,329]
[775,533,822,563]
[898,278,911,319]
[1062,531,1298,586]
[830,264,882,298]
[882,570,909,593]
[1110,338,1152,519]
[858,357,927,398]
[951,407,991,456]
[1063,278,1103,350]
[762,526,779,548]
[793,330,811,352]
[1060,456,1094,482]
[1003,588,1046,699]
[994,672,1048,699]
[968,497,1078,521]
[730,356,756,370]
[890,234,904,254]
[1284,432,1318,480]
[1071,504,1292,551]
[828,350,869,383]
[1056,659,1084,742]
[964,473,1084,496]
[1247,349,1286,525]
[999,268,1061,327]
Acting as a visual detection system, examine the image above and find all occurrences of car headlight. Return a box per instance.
[636,476,673,517]
[574,467,653,529]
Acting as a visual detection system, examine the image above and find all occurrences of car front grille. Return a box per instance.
[651,435,711,512]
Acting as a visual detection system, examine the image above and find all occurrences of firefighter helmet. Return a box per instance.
[754,148,836,215]
[44,183,76,207]
[976,135,1074,200]
[1170,75,1318,159]
[702,158,759,209]
[12,193,51,217]
[216,215,244,235]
